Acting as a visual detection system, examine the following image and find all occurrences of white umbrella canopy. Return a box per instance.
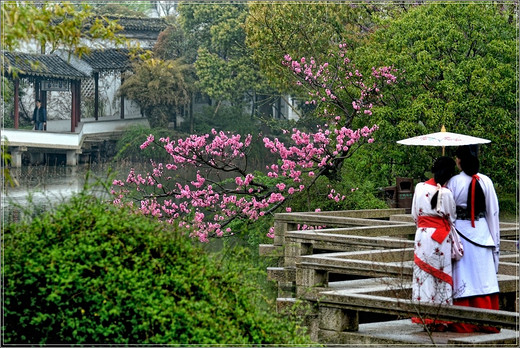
[396,126,491,147]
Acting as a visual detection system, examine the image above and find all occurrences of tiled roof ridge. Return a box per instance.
[3,48,135,77]
[78,48,132,71]
[98,15,168,31]
[3,51,88,79]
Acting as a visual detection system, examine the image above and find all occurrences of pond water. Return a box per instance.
[1,158,269,225]
[1,160,265,255]
[2,163,135,223]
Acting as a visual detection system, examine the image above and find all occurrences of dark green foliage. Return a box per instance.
[3,193,313,345]
[114,125,183,162]
[288,170,389,214]
[183,104,276,166]
[352,3,517,193]
[497,191,518,221]
[188,104,258,135]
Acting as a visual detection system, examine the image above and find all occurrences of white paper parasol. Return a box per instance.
[397,126,490,153]
[397,132,491,146]
[397,126,490,155]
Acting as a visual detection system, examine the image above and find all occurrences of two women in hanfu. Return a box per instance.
[410,148,501,333]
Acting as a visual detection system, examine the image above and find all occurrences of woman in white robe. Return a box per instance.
[446,145,500,333]
[411,156,456,331]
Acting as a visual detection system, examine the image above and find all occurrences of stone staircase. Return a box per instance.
[260,208,519,346]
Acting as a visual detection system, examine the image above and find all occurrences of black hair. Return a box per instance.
[36,99,41,103]
[456,145,480,175]
[456,145,486,215]
[430,156,456,210]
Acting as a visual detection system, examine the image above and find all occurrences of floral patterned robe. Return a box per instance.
[411,178,456,308]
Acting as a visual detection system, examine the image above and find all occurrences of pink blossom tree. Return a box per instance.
[112,44,399,242]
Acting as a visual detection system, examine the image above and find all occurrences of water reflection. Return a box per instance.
[2,157,269,225]
[2,163,128,223]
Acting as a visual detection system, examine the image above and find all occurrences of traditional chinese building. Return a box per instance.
[2,15,167,131]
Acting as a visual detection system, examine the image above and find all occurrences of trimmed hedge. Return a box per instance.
[3,193,312,345]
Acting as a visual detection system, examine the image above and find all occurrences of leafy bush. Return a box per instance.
[498,191,518,220]
[114,125,183,162]
[182,104,276,165]
[3,193,313,345]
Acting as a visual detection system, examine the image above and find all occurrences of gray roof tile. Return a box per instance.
[79,48,131,71]
[3,51,88,80]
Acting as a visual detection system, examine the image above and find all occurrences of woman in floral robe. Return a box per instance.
[411,156,457,331]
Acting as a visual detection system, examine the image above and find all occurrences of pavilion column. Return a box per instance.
[42,90,47,131]
[120,71,125,119]
[41,90,47,109]
[14,78,19,129]
[94,72,99,120]
[35,80,42,129]
[75,80,81,126]
[35,80,41,101]
[71,80,76,132]
[66,150,78,166]
[10,147,26,168]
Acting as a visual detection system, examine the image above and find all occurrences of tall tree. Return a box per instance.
[154,19,197,62]
[352,2,517,192]
[177,2,270,107]
[118,58,195,128]
[245,1,407,92]
[1,1,125,57]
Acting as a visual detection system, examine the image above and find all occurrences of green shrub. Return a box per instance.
[498,191,518,221]
[287,172,389,213]
[114,125,184,162]
[3,193,313,345]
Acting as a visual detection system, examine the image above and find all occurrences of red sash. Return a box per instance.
[417,215,451,244]
[415,215,453,287]
[414,254,453,286]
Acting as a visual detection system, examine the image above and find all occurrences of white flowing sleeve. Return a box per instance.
[411,183,421,223]
[482,175,500,272]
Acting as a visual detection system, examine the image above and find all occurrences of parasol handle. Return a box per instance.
[441,125,446,155]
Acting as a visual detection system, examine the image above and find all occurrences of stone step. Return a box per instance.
[319,319,519,346]
[258,244,283,257]
[390,214,414,223]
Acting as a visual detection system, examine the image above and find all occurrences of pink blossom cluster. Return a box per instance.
[328,188,345,202]
[282,43,398,123]
[154,130,253,169]
[112,45,399,241]
[263,122,379,179]
[112,131,275,242]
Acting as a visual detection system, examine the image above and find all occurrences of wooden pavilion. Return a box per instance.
[3,48,134,131]
[3,15,167,132]
[77,48,132,121]
[3,51,88,132]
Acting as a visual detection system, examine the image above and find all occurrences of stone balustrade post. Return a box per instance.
[296,268,328,297]
[319,305,359,332]
[66,150,78,166]
[9,147,26,168]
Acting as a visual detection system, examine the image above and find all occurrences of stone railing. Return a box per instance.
[260,209,519,345]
